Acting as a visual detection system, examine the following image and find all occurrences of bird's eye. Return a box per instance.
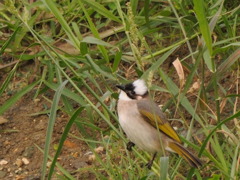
[129,90,135,95]
[126,90,136,99]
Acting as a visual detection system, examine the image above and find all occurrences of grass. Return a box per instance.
[0,0,240,179]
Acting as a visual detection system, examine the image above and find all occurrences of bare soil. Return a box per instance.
[0,72,96,179]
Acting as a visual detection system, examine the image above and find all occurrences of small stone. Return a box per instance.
[84,151,93,156]
[22,158,29,165]
[0,160,8,165]
[88,154,95,162]
[15,168,23,174]
[15,159,23,167]
[47,161,52,168]
[53,78,57,83]
[33,98,40,103]
[94,146,104,154]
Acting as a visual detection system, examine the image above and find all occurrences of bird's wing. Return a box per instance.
[137,99,181,143]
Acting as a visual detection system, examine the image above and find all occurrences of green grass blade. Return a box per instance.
[78,0,109,62]
[209,1,224,33]
[81,0,121,23]
[193,0,212,55]
[159,157,169,180]
[44,81,87,106]
[0,26,20,59]
[217,47,240,75]
[0,62,19,96]
[112,51,122,72]
[199,110,240,156]
[158,69,203,125]
[144,0,150,24]
[85,54,115,80]
[212,135,228,172]
[141,46,179,79]
[230,144,239,179]
[48,107,84,179]
[82,36,114,47]
[0,80,40,115]
[42,0,80,49]
[41,80,68,180]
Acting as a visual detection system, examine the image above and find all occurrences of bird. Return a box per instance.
[116,79,202,169]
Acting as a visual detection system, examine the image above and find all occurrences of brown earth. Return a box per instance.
[0,69,98,179]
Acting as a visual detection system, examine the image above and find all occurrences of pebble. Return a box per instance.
[94,146,104,154]
[15,159,23,167]
[15,168,23,174]
[88,154,96,162]
[22,158,29,165]
[33,98,40,103]
[0,160,8,165]
[47,161,52,168]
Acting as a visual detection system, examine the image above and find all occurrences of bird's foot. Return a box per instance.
[126,141,135,151]
[145,152,157,169]
[145,161,153,169]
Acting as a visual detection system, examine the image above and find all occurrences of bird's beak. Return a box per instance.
[116,84,125,91]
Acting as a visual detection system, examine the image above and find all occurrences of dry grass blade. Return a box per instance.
[218,47,240,74]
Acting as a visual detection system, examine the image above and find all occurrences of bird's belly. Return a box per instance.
[119,113,163,153]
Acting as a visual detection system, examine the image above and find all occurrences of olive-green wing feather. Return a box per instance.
[137,99,181,143]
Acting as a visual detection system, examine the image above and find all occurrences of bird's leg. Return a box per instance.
[146,152,157,169]
[126,141,135,151]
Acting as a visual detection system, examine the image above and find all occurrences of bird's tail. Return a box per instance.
[168,141,202,168]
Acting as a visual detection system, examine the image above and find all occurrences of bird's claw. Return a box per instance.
[126,141,135,151]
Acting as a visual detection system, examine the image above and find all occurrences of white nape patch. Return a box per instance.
[133,79,148,95]
[118,91,132,101]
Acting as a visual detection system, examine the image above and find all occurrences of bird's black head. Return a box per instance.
[116,79,148,99]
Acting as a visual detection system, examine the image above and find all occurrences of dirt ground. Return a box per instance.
[0,72,98,179]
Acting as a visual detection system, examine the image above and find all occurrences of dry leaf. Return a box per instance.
[172,58,185,88]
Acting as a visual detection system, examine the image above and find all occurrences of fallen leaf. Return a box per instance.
[173,58,185,88]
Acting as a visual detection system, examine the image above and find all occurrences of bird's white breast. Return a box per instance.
[117,100,165,153]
